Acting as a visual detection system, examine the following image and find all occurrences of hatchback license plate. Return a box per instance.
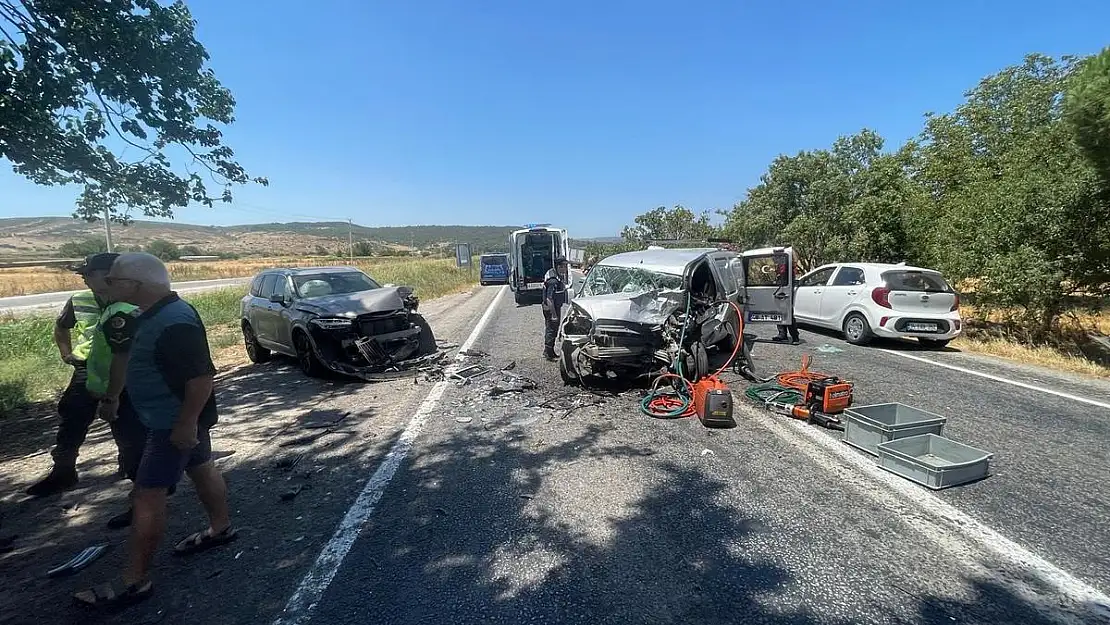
[906,323,938,332]
[750,313,783,322]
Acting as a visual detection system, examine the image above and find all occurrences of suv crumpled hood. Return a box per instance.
[571,289,686,325]
[294,287,410,317]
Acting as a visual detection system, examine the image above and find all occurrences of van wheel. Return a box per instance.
[242,323,271,364]
[843,313,874,346]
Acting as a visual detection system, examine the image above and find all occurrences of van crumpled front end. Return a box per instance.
[557,290,691,382]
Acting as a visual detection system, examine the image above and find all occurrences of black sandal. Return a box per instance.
[73,578,153,610]
[173,526,238,556]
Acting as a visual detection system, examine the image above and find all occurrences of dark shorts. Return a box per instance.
[135,424,213,489]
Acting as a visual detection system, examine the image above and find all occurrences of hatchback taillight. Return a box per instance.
[951,293,960,312]
[871,287,892,309]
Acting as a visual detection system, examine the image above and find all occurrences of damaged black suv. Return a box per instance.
[240,266,439,379]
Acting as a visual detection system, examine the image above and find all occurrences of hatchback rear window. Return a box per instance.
[481,256,507,266]
[883,271,953,293]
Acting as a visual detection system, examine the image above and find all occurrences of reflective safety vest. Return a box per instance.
[86,301,139,396]
[69,290,103,362]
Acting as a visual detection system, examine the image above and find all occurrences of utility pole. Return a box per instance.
[348,218,353,262]
[103,205,114,252]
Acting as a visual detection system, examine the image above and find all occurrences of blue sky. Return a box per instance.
[1,0,1108,237]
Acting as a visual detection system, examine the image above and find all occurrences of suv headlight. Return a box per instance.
[310,318,353,330]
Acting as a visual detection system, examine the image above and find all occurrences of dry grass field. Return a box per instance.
[0,256,457,298]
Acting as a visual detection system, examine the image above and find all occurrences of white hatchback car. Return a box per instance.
[793,262,962,348]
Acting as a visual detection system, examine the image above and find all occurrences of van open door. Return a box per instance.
[738,247,794,325]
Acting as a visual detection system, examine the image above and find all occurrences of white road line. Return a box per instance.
[746,405,1110,625]
[271,286,508,625]
[877,348,1110,411]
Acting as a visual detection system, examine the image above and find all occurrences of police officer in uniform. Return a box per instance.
[542,256,570,360]
[25,254,141,498]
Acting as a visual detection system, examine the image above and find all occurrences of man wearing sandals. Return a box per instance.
[74,253,237,609]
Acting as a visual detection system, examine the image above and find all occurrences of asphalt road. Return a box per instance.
[6,286,1108,625]
[0,277,251,316]
[277,287,1110,625]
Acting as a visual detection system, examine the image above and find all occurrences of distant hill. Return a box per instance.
[0,217,620,259]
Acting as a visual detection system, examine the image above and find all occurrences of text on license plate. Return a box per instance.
[749,313,783,322]
[906,323,938,332]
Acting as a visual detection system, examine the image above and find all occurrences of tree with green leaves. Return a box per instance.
[145,238,180,261]
[914,53,1110,339]
[1064,46,1110,186]
[621,204,717,247]
[0,0,266,222]
[720,129,918,271]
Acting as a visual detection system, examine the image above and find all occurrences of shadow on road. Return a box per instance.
[0,358,408,625]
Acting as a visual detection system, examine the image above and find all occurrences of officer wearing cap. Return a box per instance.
[541,256,570,360]
[26,253,140,498]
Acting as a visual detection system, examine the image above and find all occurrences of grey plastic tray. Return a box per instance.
[876,434,993,489]
[843,403,947,456]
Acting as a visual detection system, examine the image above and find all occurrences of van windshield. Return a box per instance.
[582,265,683,296]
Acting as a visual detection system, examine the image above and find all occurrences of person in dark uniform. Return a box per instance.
[26,254,133,497]
[541,256,570,360]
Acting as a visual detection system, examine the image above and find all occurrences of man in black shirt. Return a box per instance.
[541,256,570,360]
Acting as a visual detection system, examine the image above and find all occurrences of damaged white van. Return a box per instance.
[556,246,795,385]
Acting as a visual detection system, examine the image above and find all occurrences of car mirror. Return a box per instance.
[269,293,285,304]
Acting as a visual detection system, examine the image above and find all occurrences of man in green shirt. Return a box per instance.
[25,254,148,509]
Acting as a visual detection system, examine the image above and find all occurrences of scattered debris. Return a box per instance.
[816,344,844,354]
[455,416,473,424]
[459,349,490,358]
[46,544,108,578]
[235,551,244,560]
[292,536,305,543]
[436,340,460,350]
[519,494,535,500]
[448,364,493,385]
[501,360,516,371]
[701,449,714,457]
[489,375,539,396]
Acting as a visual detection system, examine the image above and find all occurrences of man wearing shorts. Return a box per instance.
[74,253,237,610]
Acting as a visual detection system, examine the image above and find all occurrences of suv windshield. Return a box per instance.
[582,265,683,296]
[293,272,381,298]
[882,270,953,293]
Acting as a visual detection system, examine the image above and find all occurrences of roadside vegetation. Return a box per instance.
[583,49,1110,377]
[0,258,477,417]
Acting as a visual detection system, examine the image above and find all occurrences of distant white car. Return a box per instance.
[793,262,961,348]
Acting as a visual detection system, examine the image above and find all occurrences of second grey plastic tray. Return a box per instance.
[843,402,947,456]
[876,434,993,489]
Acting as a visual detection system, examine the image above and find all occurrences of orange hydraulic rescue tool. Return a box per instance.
[766,355,853,430]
